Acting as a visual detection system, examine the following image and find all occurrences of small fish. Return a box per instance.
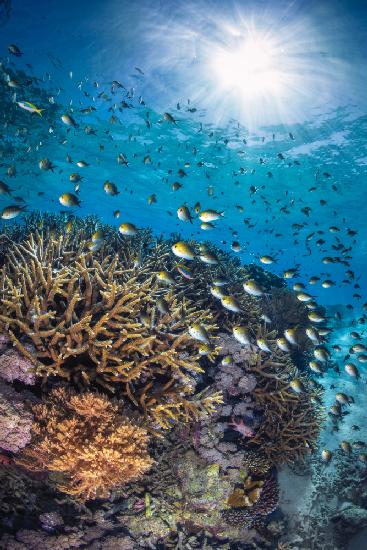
[243,280,264,297]
[309,360,323,374]
[76,160,89,168]
[163,112,176,124]
[0,181,12,195]
[308,311,326,323]
[119,223,138,236]
[194,202,201,214]
[210,285,226,299]
[177,205,193,223]
[103,181,119,195]
[221,355,234,367]
[171,182,183,191]
[91,230,104,242]
[284,328,298,345]
[157,271,175,285]
[176,263,194,279]
[296,292,313,302]
[113,210,121,218]
[199,250,219,265]
[172,241,195,261]
[61,114,78,127]
[17,101,43,116]
[188,323,210,343]
[8,44,23,57]
[231,241,241,252]
[156,297,169,315]
[147,194,157,205]
[59,193,81,207]
[233,325,251,346]
[221,295,241,312]
[39,158,56,172]
[276,337,291,352]
[321,449,332,463]
[257,337,271,353]
[283,268,299,279]
[305,327,319,344]
[199,209,224,222]
[69,173,83,183]
[314,346,330,362]
[340,441,352,454]
[198,343,214,356]
[117,153,129,165]
[1,205,27,219]
[345,363,359,378]
[201,221,215,230]
[260,255,276,264]
[290,378,305,394]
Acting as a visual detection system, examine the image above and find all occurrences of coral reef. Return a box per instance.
[0,230,221,429]
[0,380,33,452]
[247,353,324,465]
[16,387,153,501]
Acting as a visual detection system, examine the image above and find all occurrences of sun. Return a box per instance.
[210,32,286,100]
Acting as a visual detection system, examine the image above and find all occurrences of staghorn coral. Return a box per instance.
[0,380,33,452]
[247,353,324,465]
[0,231,221,429]
[16,387,153,501]
[0,346,36,385]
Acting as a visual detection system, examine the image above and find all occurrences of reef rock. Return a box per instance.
[0,347,36,385]
[0,380,33,453]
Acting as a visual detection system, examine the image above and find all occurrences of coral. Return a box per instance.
[0,231,221,429]
[0,380,33,452]
[0,346,36,385]
[242,450,271,476]
[16,387,153,501]
[226,476,264,508]
[247,353,324,465]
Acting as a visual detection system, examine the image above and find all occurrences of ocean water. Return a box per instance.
[1,1,367,549]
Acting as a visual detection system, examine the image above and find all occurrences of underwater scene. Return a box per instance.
[1,0,367,548]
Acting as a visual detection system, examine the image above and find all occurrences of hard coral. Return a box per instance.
[0,346,36,385]
[0,380,33,452]
[0,231,221,429]
[16,387,153,501]
[248,353,323,465]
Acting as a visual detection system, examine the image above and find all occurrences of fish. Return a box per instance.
[314,346,330,362]
[163,112,176,124]
[39,158,56,172]
[188,323,210,343]
[61,114,78,127]
[284,328,298,345]
[221,355,234,367]
[233,325,251,346]
[117,153,129,166]
[257,337,271,352]
[345,363,359,378]
[210,285,226,299]
[199,209,224,222]
[69,173,83,183]
[113,210,121,218]
[231,241,241,252]
[171,241,195,261]
[76,160,89,168]
[221,295,242,312]
[321,449,332,463]
[0,181,12,195]
[276,337,291,352]
[201,222,215,230]
[289,378,305,393]
[260,255,276,264]
[59,193,81,207]
[177,205,193,223]
[156,297,169,315]
[1,205,27,219]
[103,181,119,195]
[8,44,23,56]
[147,194,157,205]
[17,101,43,116]
[119,223,138,236]
[199,250,219,265]
[243,280,264,297]
[176,263,194,279]
[157,271,175,285]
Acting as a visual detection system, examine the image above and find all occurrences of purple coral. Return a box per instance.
[0,381,33,453]
[0,347,36,385]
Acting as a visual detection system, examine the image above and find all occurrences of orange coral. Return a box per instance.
[16,388,153,501]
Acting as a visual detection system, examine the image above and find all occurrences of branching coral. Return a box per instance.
[16,387,153,501]
[247,353,324,465]
[0,231,221,428]
[226,475,264,508]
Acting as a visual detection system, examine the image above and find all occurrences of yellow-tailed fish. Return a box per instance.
[59,193,80,207]
[199,209,224,222]
[188,323,210,343]
[119,222,138,236]
[233,325,251,346]
[171,241,195,261]
[221,295,241,312]
[243,280,264,297]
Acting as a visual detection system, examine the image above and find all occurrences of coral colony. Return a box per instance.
[0,214,325,548]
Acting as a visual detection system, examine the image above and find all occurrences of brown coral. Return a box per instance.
[248,353,323,465]
[227,475,264,508]
[16,387,153,501]
[0,232,221,429]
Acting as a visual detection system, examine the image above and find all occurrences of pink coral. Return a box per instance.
[0,347,36,385]
[0,381,33,453]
